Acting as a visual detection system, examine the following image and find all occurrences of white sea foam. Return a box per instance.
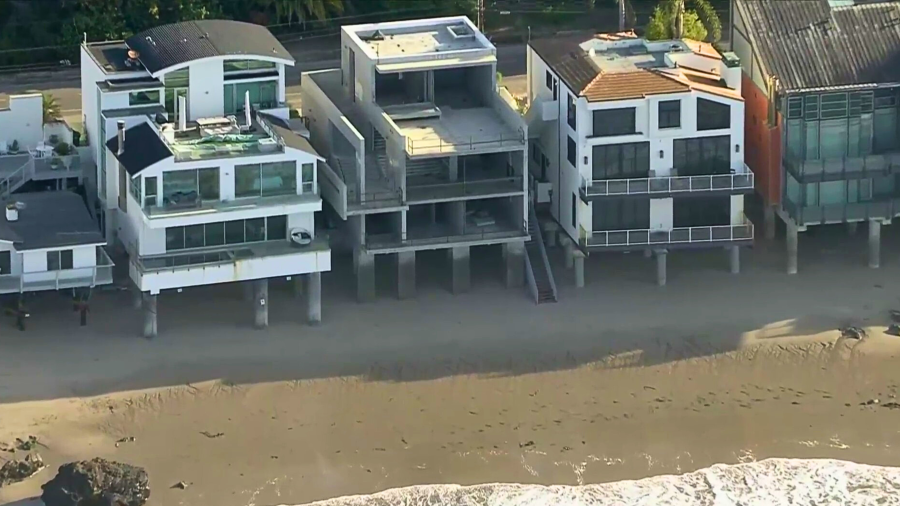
[284,458,900,506]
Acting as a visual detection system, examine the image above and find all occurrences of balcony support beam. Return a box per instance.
[306,272,322,325]
[655,249,667,287]
[355,250,376,303]
[869,220,881,269]
[786,224,798,275]
[729,245,740,274]
[450,246,471,294]
[253,278,269,329]
[574,250,586,288]
[504,242,526,288]
[397,251,416,299]
[142,292,157,339]
[564,238,574,269]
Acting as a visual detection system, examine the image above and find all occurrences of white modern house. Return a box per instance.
[526,32,753,286]
[81,20,330,336]
[301,16,554,302]
[0,191,113,296]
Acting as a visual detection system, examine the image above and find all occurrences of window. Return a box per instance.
[47,250,73,271]
[166,216,289,251]
[546,71,553,90]
[224,81,278,114]
[162,168,219,207]
[592,199,650,231]
[236,161,297,198]
[567,136,577,167]
[673,196,730,227]
[673,136,731,176]
[786,96,803,119]
[803,95,819,121]
[820,93,848,119]
[567,94,576,129]
[164,69,189,122]
[0,251,10,275]
[129,175,141,203]
[571,193,577,229]
[592,142,650,180]
[592,108,636,137]
[658,100,681,129]
[875,88,898,109]
[223,60,277,73]
[849,91,874,116]
[128,90,160,107]
[697,98,730,130]
[301,163,315,193]
[144,176,158,208]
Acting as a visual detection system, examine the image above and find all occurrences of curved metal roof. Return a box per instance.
[126,20,294,75]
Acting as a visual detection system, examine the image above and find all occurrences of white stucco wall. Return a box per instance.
[187,59,225,120]
[0,94,42,151]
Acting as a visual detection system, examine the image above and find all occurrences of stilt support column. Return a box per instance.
[253,278,268,329]
[450,246,471,294]
[729,246,740,274]
[574,251,585,288]
[786,224,798,275]
[142,292,157,338]
[306,272,322,325]
[869,220,881,269]
[655,249,667,286]
[503,242,525,288]
[764,205,776,240]
[356,250,376,302]
[397,251,416,299]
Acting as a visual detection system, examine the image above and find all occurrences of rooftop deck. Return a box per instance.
[398,107,524,156]
[350,19,490,58]
[160,114,285,162]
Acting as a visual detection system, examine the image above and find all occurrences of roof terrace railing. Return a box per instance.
[583,220,754,249]
[581,165,754,198]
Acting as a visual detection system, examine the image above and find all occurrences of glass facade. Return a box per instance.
[592,142,650,179]
[128,90,161,107]
[235,161,297,198]
[165,215,288,251]
[673,135,731,176]
[223,60,277,73]
[161,168,219,207]
[164,69,189,122]
[224,80,278,114]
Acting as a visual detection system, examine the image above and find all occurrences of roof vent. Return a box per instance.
[448,24,474,39]
[5,202,20,222]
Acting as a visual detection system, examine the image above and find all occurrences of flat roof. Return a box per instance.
[86,41,138,74]
[347,17,491,58]
[98,76,163,92]
[0,191,105,250]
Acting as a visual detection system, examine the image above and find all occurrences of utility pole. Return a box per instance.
[618,0,626,31]
[477,0,485,32]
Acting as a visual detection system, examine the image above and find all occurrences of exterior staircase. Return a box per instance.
[405,157,446,179]
[524,204,557,304]
[0,155,34,199]
[372,132,389,180]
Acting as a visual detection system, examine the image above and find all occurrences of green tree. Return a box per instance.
[645,0,721,42]
[257,0,344,25]
[43,93,61,124]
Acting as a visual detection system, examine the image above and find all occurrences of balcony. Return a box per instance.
[581,165,754,200]
[365,220,528,253]
[143,191,320,221]
[0,247,114,294]
[131,237,331,293]
[783,198,900,226]
[158,112,287,162]
[784,152,900,183]
[407,176,524,203]
[583,222,753,250]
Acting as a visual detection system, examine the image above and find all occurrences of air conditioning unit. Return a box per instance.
[257,138,278,152]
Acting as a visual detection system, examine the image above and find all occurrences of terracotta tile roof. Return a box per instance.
[661,69,743,101]
[682,38,722,59]
[529,36,599,93]
[581,70,690,102]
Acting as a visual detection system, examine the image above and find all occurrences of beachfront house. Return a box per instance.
[0,191,113,297]
[525,32,752,286]
[80,20,330,336]
[732,0,900,273]
[300,16,549,302]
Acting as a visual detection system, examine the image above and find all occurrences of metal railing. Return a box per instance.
[405,127,526,155]
[135,237,330,274]
[407,176,524,202]
[582,169,754,198]
[366,220,528,250]
[784,152,900,183]
[0,154,34,198]
[584,222,754,248]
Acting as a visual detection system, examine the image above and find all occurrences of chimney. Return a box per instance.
[117,121,125,155]
[178,95,187,131]
[244,90,252,128]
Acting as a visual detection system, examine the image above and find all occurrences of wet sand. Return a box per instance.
[2,232,900,505]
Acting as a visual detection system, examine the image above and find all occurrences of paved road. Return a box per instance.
[0,40,528,129]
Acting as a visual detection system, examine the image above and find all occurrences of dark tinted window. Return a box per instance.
[567,136,577,166]
[592,199,650,231]
[592,108,636,136]
[673,136,731,176]
[697,98,730,130]
[592,142,650,180]
[658,100,681,129]
[567,94,576,129]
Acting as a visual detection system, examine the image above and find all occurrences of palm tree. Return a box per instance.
[258,0,344,25]
[42,93,61,124]
[646,0,721,42]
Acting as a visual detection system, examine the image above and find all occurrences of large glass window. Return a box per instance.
[673,136,731,176]
[592,142,650,180]
[567,136,576,167]
[162,168,219,207]
[144,176,158,208]
[301,163,315,193]
[164,69,189,122]
[224,81,278,114]
[567,94,576,130]
[165,216,289,251]
[235,161,297,198]
[129,90,161,107]
[696,98,730,130]
[47,250,73,271]
[592,199,650,231]
[223,60,277,73]
[673,195,730,227]
[592,108,636,137]
[0,251,10,275]
[658,100,681,129]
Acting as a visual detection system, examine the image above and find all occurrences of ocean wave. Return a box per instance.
[284,458,900,506]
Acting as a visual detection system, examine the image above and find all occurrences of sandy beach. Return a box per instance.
[2,228,900,506]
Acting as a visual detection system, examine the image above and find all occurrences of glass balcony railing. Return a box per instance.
[583,221,753,249]
[0,247,114,294]
[582,165,754,198]
[783,198,900,226]
[784,152,900,183]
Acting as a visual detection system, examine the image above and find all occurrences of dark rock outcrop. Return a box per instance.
[41,458,149,506]
[0,453,44,486]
